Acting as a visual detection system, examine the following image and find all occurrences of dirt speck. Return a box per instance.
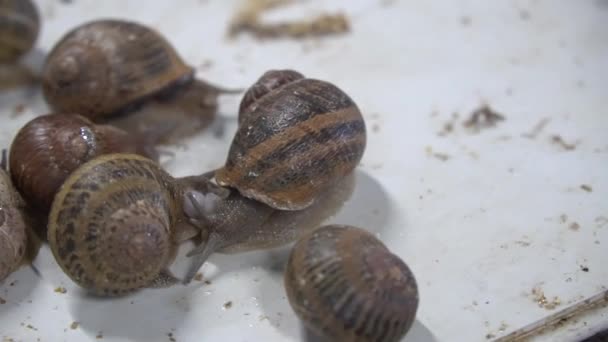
[595,216,608,228]
[519,9,531,20]
[580,184,592,192]
[463,105,505,132]
[486,333,496,339]
[569,222,580,231]
[96,332,103,339]
[0,297,5,304]
[223,301,233,309]
[372,123,380,133]
[522,118,550,139]
[531,286,561,310]
[550,135,578,151]
[26,324,38,331]
[460,16,472,26]
[11,104,26,118]
[193,273,204,282]
[168,332,176,342]
[198,59,214,71]
[54,287,67,294]
[559,214,568,224]
[425,146,450,161]
[9,280,17,286]
[70,322,79,330]
[580,265,590,272]
[498,322,509,332]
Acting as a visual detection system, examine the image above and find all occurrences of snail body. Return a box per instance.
[9,114,159,214]
[0,0,40,64]
[0,150,27,282]
[47,154,220,295]
[215,69,366,211]
[284,225,419,342]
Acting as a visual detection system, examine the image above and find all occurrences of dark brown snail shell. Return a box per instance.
[47,154,215,295]
[42,19,194,120]
[215,69,366,211]
[0,150,27,281]
[0,0,40,63]
[9,114,159,214]
[285,225,419,342]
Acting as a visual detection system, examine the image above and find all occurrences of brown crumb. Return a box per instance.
[193,273,204,282]
[54,287,67,294]
[0,297,5,304]
[228,0,350,39]
[522,118,550,139]
[223,301,233,309]
[96,332,103,339]
[569,222,580,231]
[550,135,578,151]
[70,322,79,330]
[580,184,592,192]
[12,104,25,117]
[463,105,505,132]
[580,265,589,272]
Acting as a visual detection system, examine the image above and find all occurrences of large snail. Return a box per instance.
[46,153,227,295]
[9,114,161,215]
[42,19,237,141]
[182,69,366,282]
[284,225,419,342]
[0,150,28,282]
[215,69,367,211]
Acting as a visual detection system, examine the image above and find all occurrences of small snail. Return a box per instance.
[215,69,367,211]
[47,153,226,295]
[284,225,419,342]
[42,19,236,141]
[9,114,161,215]
[0,149,28,282]
[0,0,40,64]
[182,171,355,284]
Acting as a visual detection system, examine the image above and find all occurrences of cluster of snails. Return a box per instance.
[1,8,420,341]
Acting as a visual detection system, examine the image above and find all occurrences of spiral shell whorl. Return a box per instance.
[238,69,304,123]
[42,19,194,119]
[0,0,40,63]
[217,75,366,211]
[0,169,27,281]
[285,225,419,342]
[48,154,178,295]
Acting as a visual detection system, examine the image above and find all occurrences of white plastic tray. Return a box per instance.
[1,1,607,341]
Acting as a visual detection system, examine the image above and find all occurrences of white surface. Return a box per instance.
[1,1,607,341]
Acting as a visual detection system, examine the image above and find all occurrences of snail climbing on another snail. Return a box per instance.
[0,0,41,89]
[42,19,239,142]
[0,149,28,282]
[9,114,164,217]
[284,225,419,342]
[47,153,229,296]
[182,69,366,283]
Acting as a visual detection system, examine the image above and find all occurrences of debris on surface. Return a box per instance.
[595,216,608,228]
[228,0,350,39]
[70,322,79,330]
[25,324,38,331]
[0,297,5,304]
[11,104,25,118]
[437,112,459,136]
[463,105,506,132]
[193,273,204,282]
[532,286,561,310]
[168,332,176,342]
[425,146,450,162]
[223,301,233,309]
[569,222,580,231]
[550,135,578,151]
[96,331,104,339]
[522,118,550,139]
[580,265,589,272]
[580,184,592,192]
[54,287,67,294]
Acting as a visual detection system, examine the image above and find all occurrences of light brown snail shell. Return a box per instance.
[0,0,40,64]
[215,69,367,211]
[47,153,221,295]
[9,114,160,215]
[285,225,419,342]
[42,19,226,123]
[0,150,28,282]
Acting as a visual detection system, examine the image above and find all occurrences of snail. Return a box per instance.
[181,171,355,284]
[42,19,238,141]
[46,153,229,295]
[0,0,40,89]
[0,0,40,64]
[9,114,162,215]
[0,149,28,282]
[284,225,419,342]
[215,69,367,211]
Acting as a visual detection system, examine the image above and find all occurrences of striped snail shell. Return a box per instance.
[42,19,194,120]
[9,114,159,214]
[0,150,27,282]
[215,69,367,211]
[0,0,40,63]
[47,154,213,295]
[285,225,419,342]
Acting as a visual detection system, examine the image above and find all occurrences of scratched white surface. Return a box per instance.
[1,1,607,341]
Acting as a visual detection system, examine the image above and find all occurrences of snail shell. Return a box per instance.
[285,225,419,342]
[215,69,366,211]
[0,0,40,63]
[47,154,183,295]
[9,114,158,214]
[42,19,194,120]
[0,151,27,282]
